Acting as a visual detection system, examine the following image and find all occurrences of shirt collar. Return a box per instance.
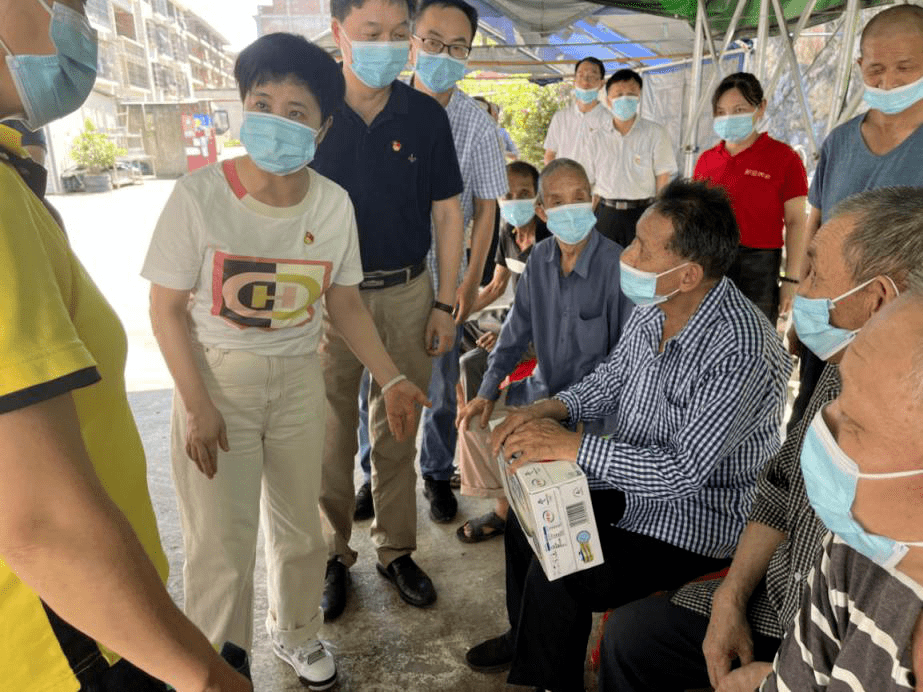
[642,276,731,351]
[0,123,28,159]
[342,77,410,125]
[545,228,600,278]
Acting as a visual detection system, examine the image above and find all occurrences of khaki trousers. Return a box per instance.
[172,348,326,652]
[319,271,434,567]
[457,390,511,500]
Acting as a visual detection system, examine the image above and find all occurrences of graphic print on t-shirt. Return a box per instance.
[211,251,331,329]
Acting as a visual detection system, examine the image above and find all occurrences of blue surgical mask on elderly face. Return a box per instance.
[498,198,536,228]
[545,203,596,245]
[801,407,923,569]
[414,52,467,93]
[713,113,755,143]
[619,260,689,307]
[346,38,409,89]
[863,73,923,115]
[609,95,639,121]
[0,1,98,130]
[240,112,318,176]
[573,86,599,104]
[792,277,897,360]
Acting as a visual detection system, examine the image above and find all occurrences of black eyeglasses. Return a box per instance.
[413,34,471,60]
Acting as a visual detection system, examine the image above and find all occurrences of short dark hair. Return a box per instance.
[712,72,763,113]
[652,179,740,281]
[234,33,345,122]
[574,57,605,80]
[330,0,415,22]
[414,0,478,41]
[606,68,642,90]
[507,160,539,191]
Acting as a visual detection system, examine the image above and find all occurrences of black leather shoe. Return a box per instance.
[322,558,348,622]
[423,477,457,523]
[354,480,374,521]
[376,555,436,607]
[465,630,514,673]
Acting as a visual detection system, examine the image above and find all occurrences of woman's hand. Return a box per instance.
[382,379,431,441]
[184,402,229,479]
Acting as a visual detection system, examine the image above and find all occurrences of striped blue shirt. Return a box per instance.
[556,277,792,558]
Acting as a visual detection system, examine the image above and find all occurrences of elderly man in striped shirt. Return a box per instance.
[465,179,792,691]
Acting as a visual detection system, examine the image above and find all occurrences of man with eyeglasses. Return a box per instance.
[314,0,464,618]
[543,56,610,172]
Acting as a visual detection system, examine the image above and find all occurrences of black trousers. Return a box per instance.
[726,247,782,324]
[594,203,650,248]
[79,660,168,692]
[598,592,782,692]
[503,490,730,691]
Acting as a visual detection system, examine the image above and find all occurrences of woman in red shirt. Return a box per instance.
[694,72,809,323]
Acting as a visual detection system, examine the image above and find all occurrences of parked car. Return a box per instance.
[61,161,141,192]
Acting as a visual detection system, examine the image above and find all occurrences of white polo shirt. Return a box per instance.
[543,100,611,172]
[586,116,678,201]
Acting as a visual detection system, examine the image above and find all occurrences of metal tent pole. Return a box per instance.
[825,0,860,135]
[770,0,819,159]
[755,0,771,81]
[763,0,821,100]
[683,2,706,176]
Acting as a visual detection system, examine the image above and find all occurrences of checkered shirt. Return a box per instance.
[555,278,793,559]
[671,363,842,639]
[426,88,508,291]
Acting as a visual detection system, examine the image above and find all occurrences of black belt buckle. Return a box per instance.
[360,261,423,290]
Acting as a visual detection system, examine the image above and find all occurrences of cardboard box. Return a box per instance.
[498,452,605,581]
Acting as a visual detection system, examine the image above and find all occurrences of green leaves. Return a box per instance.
[70,118,126,173]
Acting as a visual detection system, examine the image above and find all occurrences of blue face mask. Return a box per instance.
[414,52,467,93]
[792,277,897,360]
[544,203,596,245]
[801,407,923,569]
[573,86,599,104]
[713,113,755,143]
[619,260,689,307]
[863,73,923,115]
[498,198,536,228]
[0,1,98,130]
[346,38,409,89]
[609,95,639,121]
[240,112,318,176]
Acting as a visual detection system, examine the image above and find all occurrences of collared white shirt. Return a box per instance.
[543,100,611,172]
[586,116,678,200]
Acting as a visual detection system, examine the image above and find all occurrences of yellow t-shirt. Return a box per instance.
[0,124,169,691]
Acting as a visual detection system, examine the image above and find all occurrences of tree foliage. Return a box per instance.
[70,118,125,173]
[462,77,570,168]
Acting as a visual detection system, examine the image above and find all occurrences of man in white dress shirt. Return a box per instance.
[587,69,677,247]
[543,57,611,171]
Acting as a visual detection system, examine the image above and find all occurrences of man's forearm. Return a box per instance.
[464,198,496,287]
[714,521,786,607]
[432,197,463,305]
[532,397,570,421]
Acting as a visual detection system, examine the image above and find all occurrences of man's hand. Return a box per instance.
[185,401,229,479]
[703,591,755,689]
[476,331,498,352]
[785,322,801,358]
[501,418,581,470]
[714,661,772,692]
[455,275,480,325]
[490,406,542,456]
[425,308,456,356]
[457,396,495,432]
[778,281,797,320]
[382,379,431,442]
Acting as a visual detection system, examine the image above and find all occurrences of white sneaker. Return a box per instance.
[272,638,337,690]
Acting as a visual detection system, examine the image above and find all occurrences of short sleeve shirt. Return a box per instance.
[312,79,464,272]
[586,117,678,200]
[809,114,923,223]
[0,125,169,691]
[694,133,808,249]
[543,101,612,172]
[495,218,551,289]
[142,160,363,356]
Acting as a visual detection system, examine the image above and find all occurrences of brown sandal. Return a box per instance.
[456,511,506,543]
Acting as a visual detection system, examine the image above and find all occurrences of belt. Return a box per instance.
[359,260,426,290]
[599,197,653,210]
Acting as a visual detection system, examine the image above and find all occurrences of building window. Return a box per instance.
[114,8,136,40]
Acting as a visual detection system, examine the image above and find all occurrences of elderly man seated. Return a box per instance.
[454,158,632,543]
[761,282,923,691]
[598,186,923,692]
[465,179,792,692]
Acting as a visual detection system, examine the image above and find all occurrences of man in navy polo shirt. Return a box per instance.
[313,0,465,618]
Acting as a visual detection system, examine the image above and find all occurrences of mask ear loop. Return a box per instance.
[0,33,13,57]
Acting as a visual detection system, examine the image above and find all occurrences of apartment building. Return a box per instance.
[255,0,330,40]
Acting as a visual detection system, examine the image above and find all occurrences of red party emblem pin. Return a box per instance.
[304,231,315,245]
[392,140,402,152]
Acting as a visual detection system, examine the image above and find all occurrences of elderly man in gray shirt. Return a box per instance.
[455,158,633,543]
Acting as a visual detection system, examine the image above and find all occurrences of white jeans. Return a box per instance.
[172,346,326,652]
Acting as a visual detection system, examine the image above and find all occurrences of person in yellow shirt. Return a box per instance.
[0,1,249,690]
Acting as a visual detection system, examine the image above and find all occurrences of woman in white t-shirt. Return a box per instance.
[142,34,427,690]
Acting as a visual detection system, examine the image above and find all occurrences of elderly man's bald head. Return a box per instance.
[860,4,923,53]
[537,158,592,205]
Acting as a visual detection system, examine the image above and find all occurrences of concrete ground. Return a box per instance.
[53,179,602,691]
